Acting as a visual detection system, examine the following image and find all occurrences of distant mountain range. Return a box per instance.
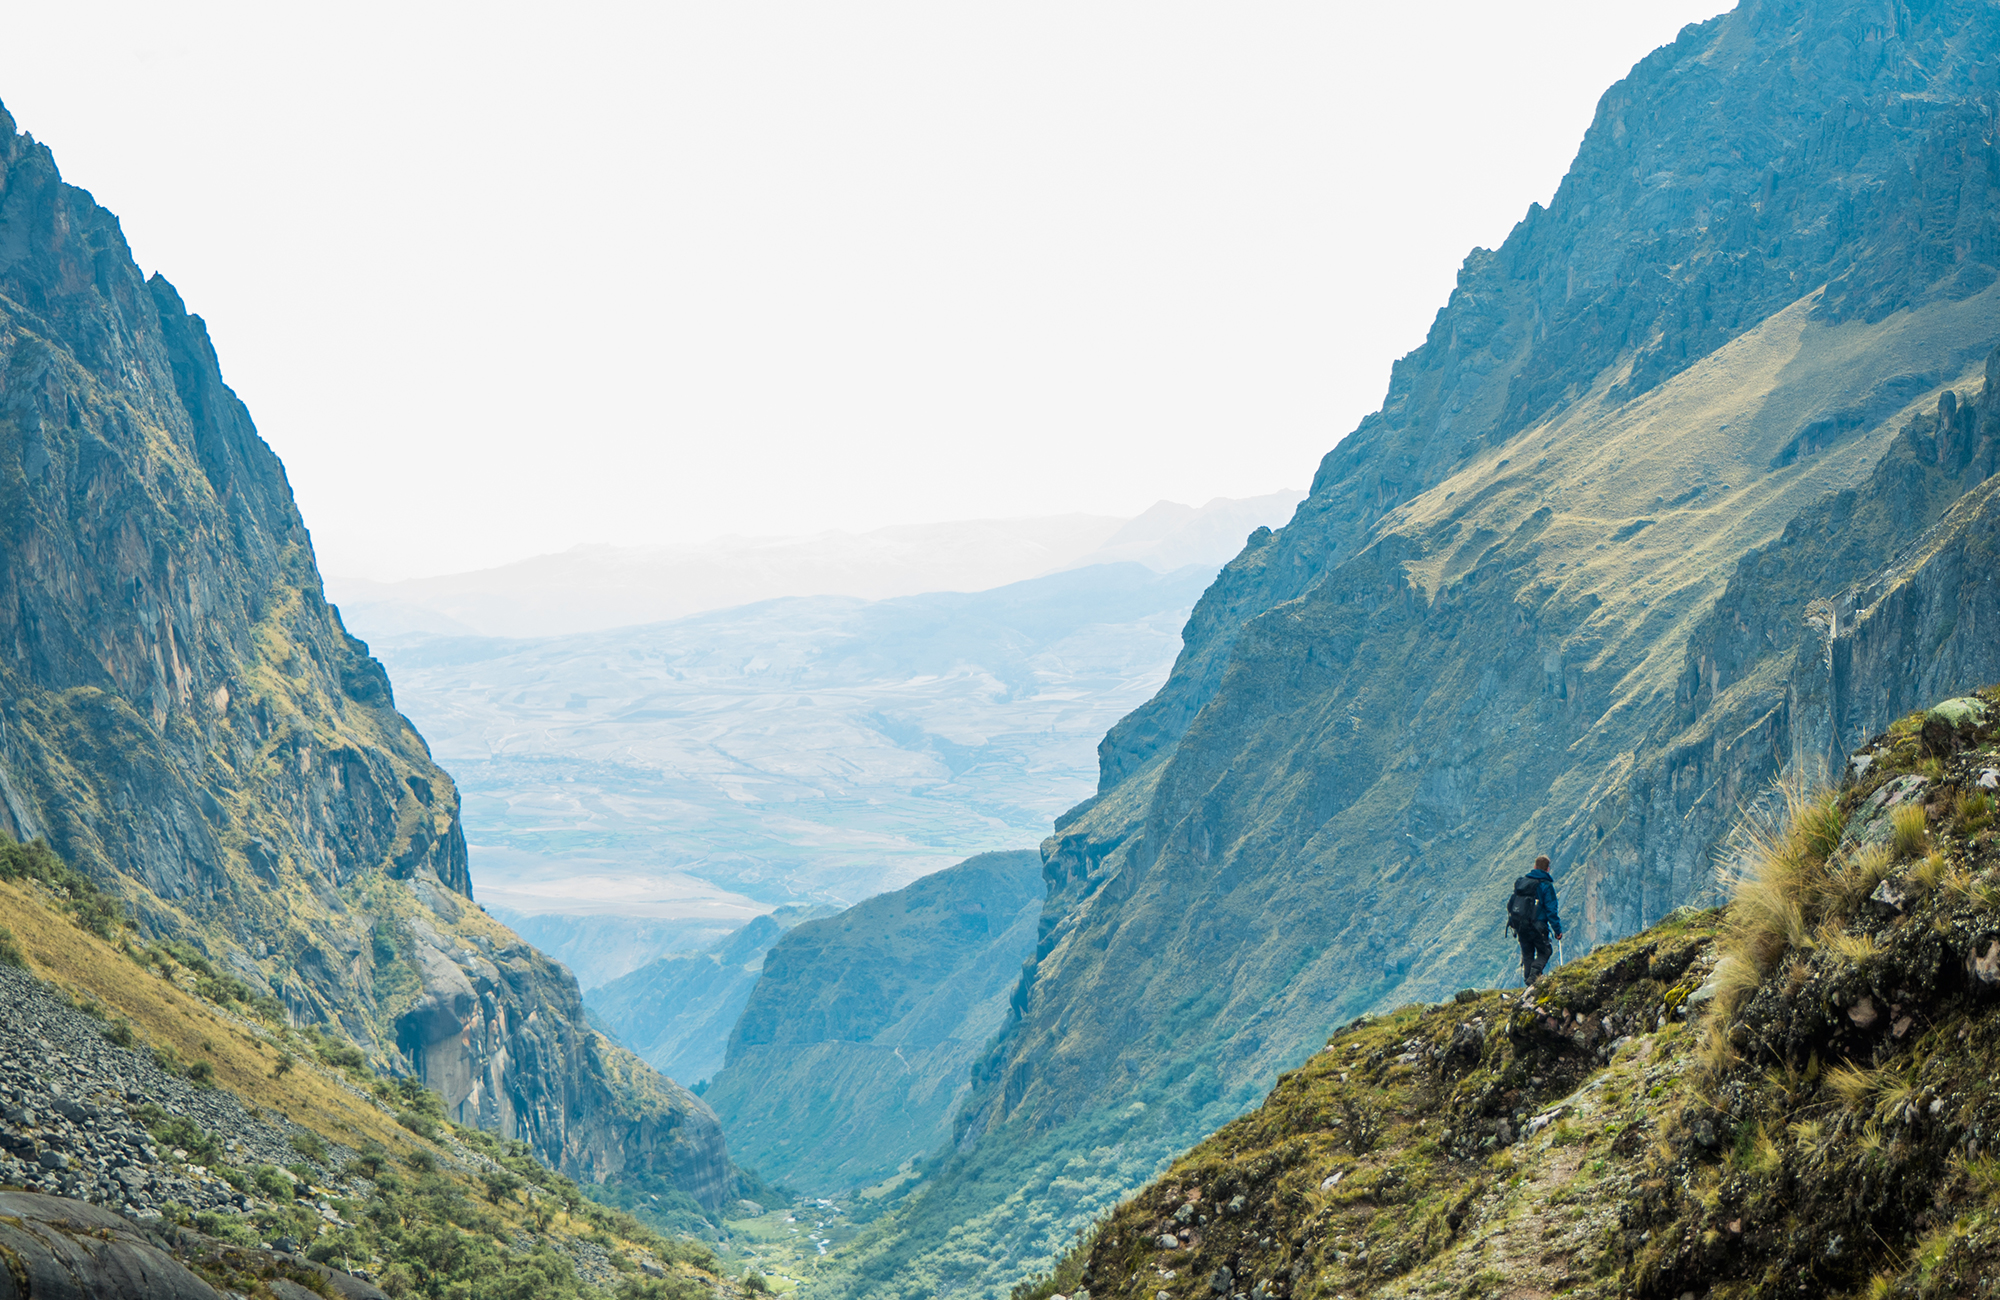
[329,492,1303,640]
[346,559,1228,960]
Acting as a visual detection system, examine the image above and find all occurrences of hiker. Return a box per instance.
[1505,854,1564,987]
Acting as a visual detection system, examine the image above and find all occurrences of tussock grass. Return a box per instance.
[1719,782,1847,974]
[1913,848,1951,891]
[1818,922,1884,965]
[1958,790,1993,833]
[1827,842,1896,914]
[1702,782,1852,1085]
[1827,1063,1882,1109]
[1892,803,1929,859]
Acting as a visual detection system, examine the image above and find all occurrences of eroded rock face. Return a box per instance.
[0,103,726,1207]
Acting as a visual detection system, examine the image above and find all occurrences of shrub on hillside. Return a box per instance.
[0,836,125,938]
[0,923,24,967]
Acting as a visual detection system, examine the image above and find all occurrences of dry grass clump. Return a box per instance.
[1817,924,1884,964]
[1701,783,1853,1078]
[1958,790,1994,834]
[1912,847,1951,891]
[1891,803,1929,858]
[1825,842,1896,914]
[1720,783,1847,971]
[1827,1063,1882,1109]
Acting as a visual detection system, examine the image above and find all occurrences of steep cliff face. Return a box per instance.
[824,2,2000,1294]
[0,104,727,1208]
[703,851,1043,1192]
[1585,354,2000,940]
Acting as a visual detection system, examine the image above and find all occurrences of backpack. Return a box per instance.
[1506,875,1543,934]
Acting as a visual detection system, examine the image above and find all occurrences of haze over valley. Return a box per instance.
[333,497,1297,984]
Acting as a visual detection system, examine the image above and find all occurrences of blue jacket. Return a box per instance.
[1525,867,1563,937]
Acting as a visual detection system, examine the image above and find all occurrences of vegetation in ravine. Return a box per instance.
[1017,687,2000,1300]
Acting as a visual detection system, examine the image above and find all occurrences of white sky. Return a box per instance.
[1,2,1727,581]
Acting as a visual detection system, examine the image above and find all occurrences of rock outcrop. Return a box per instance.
[0,1191,389,1300]
[0,102,726,1207]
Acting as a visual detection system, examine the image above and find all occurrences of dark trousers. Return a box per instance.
[1518,927,1553,986]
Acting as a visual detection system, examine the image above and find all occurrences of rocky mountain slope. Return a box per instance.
[0,102,726,1210]
[702,851,1043,1193]
[589,904,833,1088]
[1026,689,2000,1300]
[817,2,2000,1293]
[0,854,747,1298]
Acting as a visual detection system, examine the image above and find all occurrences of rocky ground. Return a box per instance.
[0,960,365,1231]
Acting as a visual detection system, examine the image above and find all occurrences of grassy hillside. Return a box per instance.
[0,848,763,1299]
[1015,687,2000,1300]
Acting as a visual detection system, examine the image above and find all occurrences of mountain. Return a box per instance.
[329,491,1303,640]
[587,903,835,1087]
[701,850,1044,1194]
[1022,689,2000,1300]
[0,103,727,1210]
[490,908,744,992]
[813,3,2000,1293]
[357,562,1217,927]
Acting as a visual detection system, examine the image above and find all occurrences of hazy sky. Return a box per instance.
[2,2,1726,581]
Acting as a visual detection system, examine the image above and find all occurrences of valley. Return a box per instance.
[6,2,2000,1299]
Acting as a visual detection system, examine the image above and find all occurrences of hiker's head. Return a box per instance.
[1535,855,1550,871]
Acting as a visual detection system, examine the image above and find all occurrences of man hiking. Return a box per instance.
[1505,854,1563,987]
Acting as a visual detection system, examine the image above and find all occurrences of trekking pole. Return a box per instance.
[1557,936,1566,969]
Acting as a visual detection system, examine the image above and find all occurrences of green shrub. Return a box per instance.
[0,924,24,968]
[346,1143,388,1179]
[252,1165,296,1203]
[0,837,125,938]
[313,1034,366,1071]
[193,1209,259,1247]
[186,1060,216,1088]
[289,1131,328,1163]
[398,1110,441,1141]
[103,1018,136,1048]
[148,1115,222,1165]
[483,1170,524,1204]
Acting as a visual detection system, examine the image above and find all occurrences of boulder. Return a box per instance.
[0,1191,222,1300]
